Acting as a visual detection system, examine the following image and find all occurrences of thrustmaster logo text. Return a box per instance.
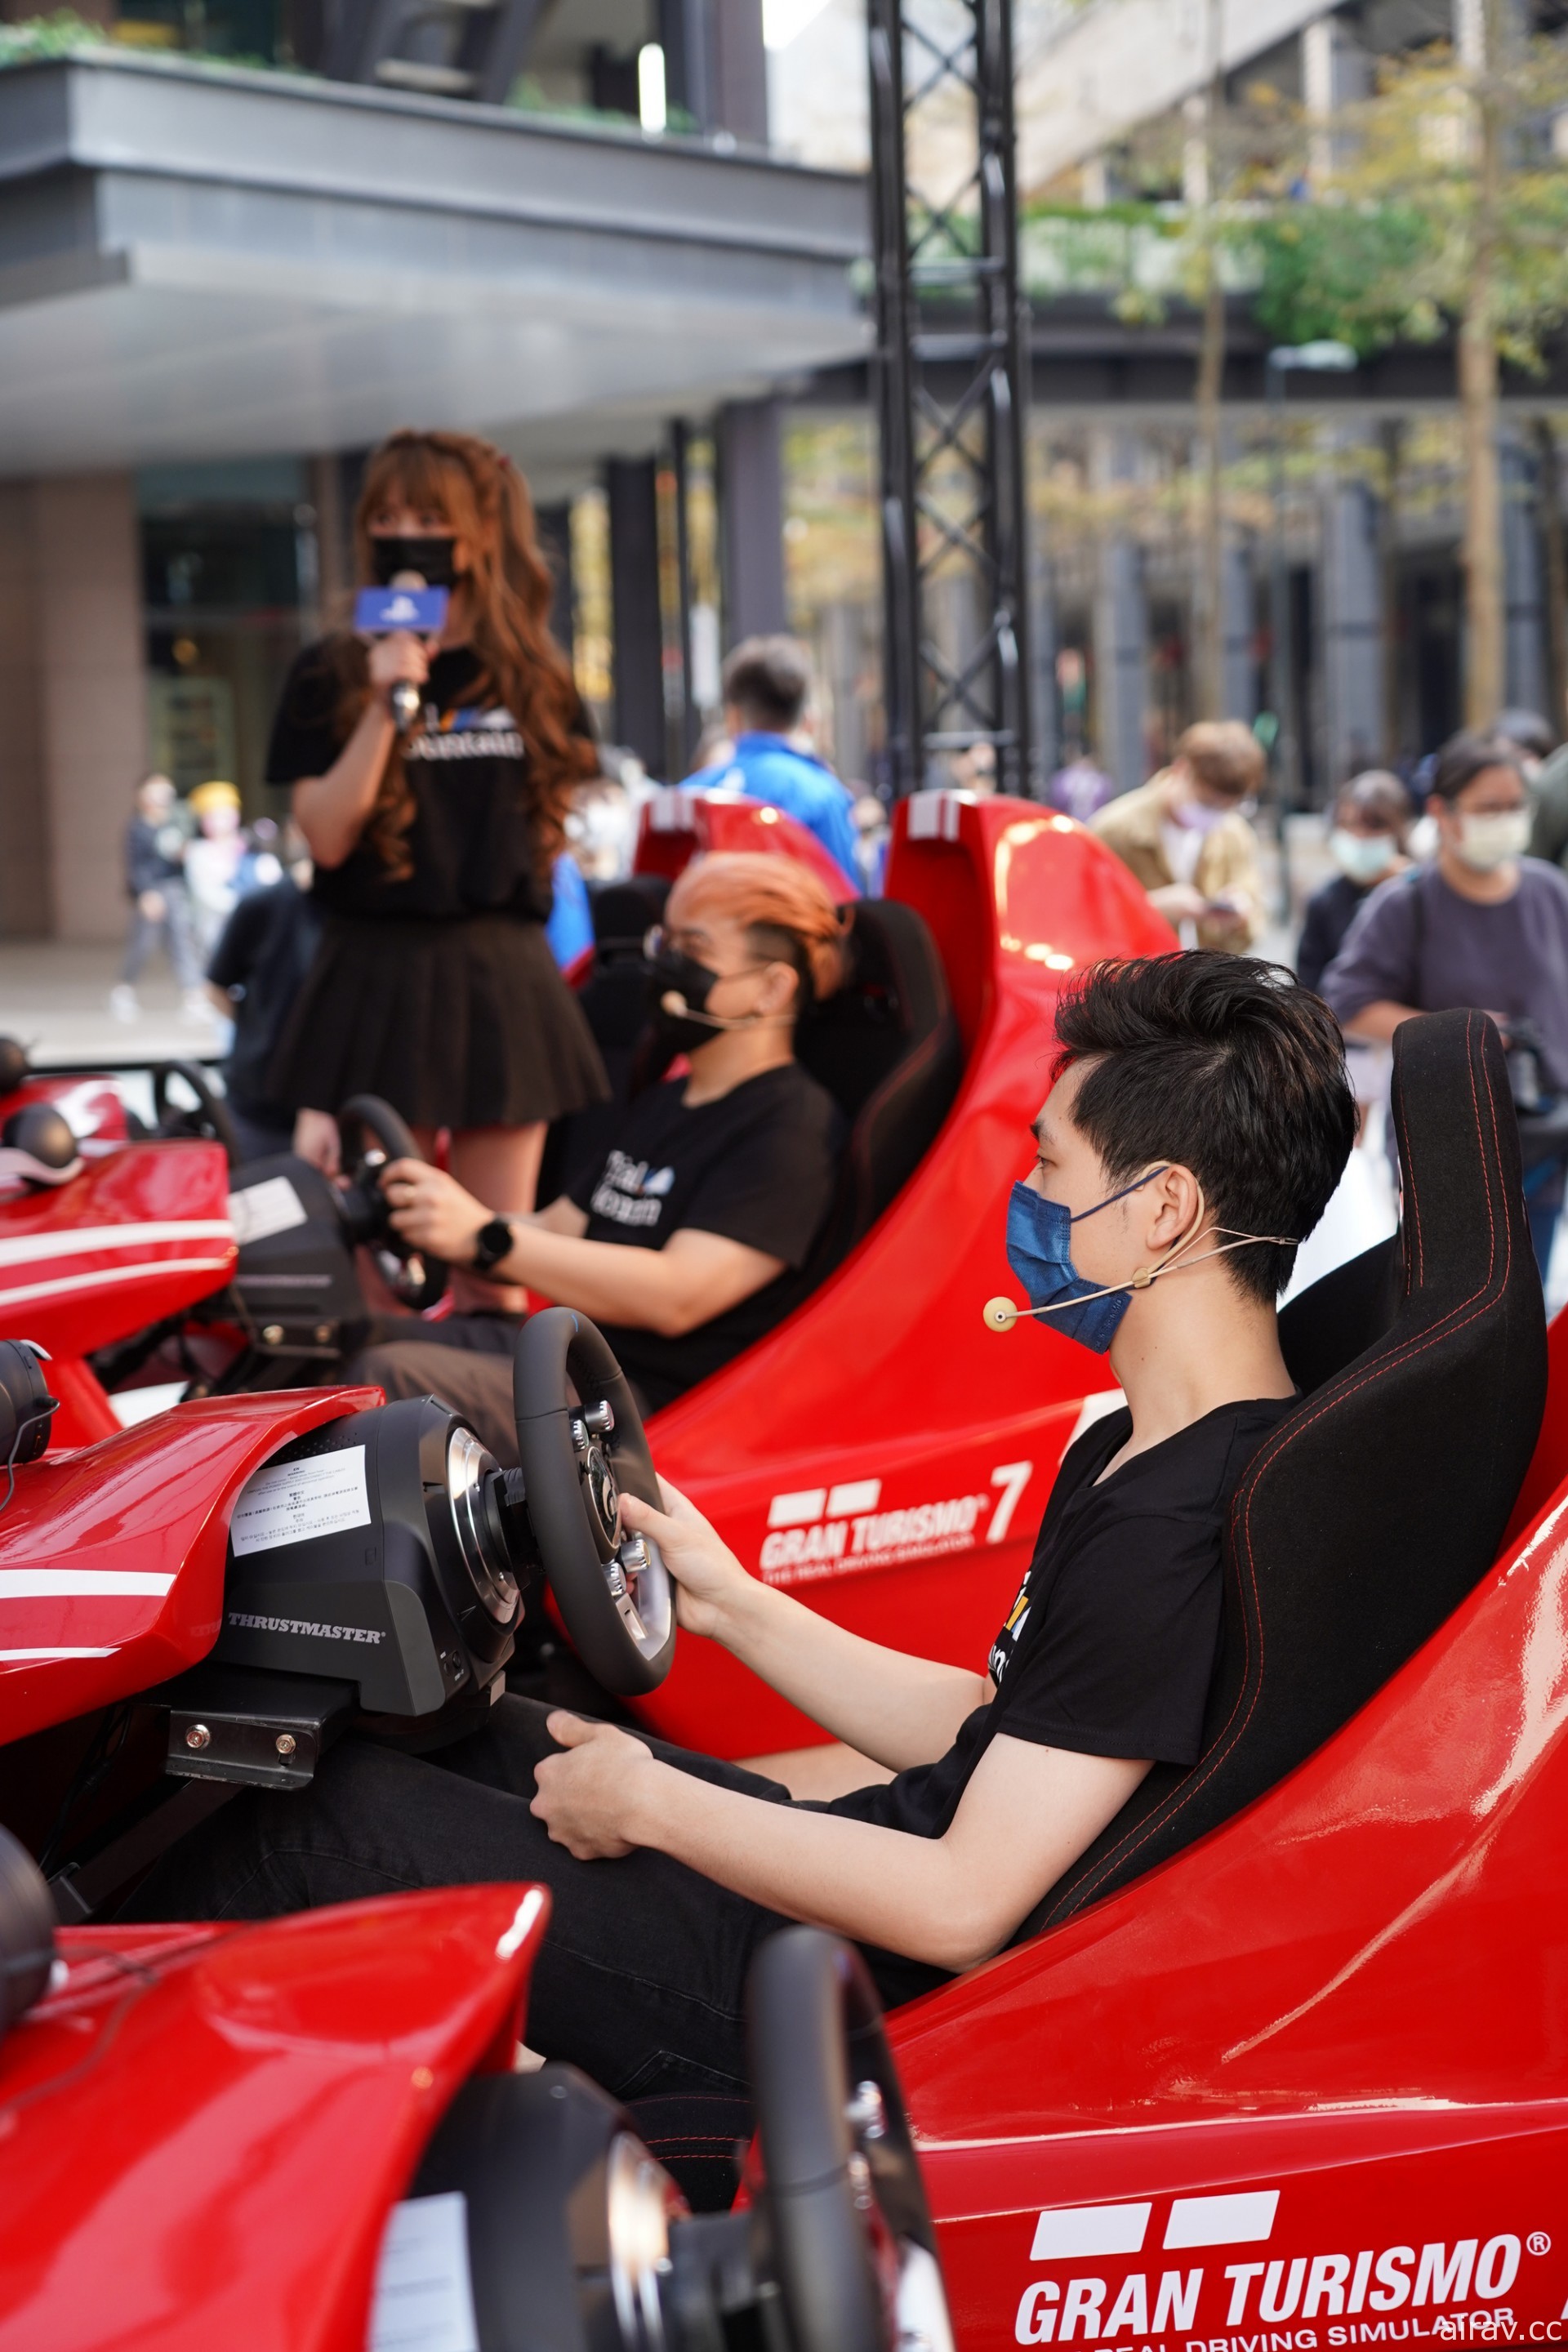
[227,1610,384,1645]
[1015,2195,1552,2350]
[759,1460,1035,1584]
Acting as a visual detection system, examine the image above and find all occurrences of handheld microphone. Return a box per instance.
[389,572,425,735]
[354,574,449,736]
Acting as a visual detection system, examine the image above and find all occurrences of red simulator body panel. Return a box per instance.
[0,1885,547,2352]
[632,796,1175,1756]
[0,1140,234,1443]
[634,786,861,902]
[0,1386,381,1740]
[889,1456,1568,2347]
[5,1071,136,1147]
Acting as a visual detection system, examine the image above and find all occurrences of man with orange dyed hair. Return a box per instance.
[357,853,847,1443]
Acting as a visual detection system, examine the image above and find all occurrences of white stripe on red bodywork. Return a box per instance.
[0,1220,234,1267]
[0,1258,234,1308]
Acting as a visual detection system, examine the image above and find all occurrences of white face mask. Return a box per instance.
[1453,809,1530,873]
[1330,827,1400,885]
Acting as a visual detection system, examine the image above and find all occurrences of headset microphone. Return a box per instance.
[981,1293,1141,1333]
[658,991,774,1032]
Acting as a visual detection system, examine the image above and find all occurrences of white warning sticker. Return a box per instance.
[228,1175,309,1247]
[369,2192,479,2352]
[230,1447,371,1557]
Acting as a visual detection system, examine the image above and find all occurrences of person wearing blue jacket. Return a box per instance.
[680,635,862,890]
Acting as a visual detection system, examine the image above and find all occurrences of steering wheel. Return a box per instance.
[152,1061,242,1170]
[747,1929,954,2352]
[336,1094,445,1309]
[0,1825,55,2049]
[513,1307,675,1695]
[336,1094,421,1239]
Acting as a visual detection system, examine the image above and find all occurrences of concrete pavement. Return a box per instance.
[0,941,227,1069]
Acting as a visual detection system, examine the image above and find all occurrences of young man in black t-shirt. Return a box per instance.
[135,953,1355,2098]
[345,853,846,1445]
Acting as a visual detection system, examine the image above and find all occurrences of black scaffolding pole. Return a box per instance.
[868,0,1032,797]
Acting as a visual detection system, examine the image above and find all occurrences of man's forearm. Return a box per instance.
[709,1574,988,1772]
[626,1762,995,1971]
[1342,999,1419,1043]
[491,1224,708,1333]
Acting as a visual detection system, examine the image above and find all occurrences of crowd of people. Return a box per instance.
[115,421,1568,1360]
[1080,710,1568,1283]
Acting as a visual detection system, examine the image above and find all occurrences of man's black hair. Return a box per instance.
[1428,731,1524,804]
[1052,952,1355,1303]
[722,635,813,733]
[1494,708,1556,763]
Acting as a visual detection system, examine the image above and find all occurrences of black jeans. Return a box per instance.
[124,1696,943,2101]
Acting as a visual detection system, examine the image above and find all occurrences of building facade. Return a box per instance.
[0,2,866,938]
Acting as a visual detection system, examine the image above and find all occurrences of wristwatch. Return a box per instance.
[469,1215,515,1276]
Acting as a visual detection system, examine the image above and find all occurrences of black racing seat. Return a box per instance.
[794,897,964,1280]
[1026,1007,1547,1936]
[537,878,671,1204]
[1279,1231,1401,1394]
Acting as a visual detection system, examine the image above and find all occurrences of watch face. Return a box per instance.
[474,1218,511,1272]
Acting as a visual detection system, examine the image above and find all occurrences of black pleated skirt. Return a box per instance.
[269,912,609,1131]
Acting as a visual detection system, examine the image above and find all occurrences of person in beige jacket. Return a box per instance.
[1090,719,1267,950]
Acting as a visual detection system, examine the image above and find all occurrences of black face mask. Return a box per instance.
[646,947,727,1056]
[369,534,460,590]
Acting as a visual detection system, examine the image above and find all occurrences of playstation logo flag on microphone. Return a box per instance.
[354,585,450,635]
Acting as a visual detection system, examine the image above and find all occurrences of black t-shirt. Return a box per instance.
[265,639,568,923]
[1296,871,1374,996]
[564,1063,840,1409]
[208,880,323,1114]
[831,1395,1295,1854]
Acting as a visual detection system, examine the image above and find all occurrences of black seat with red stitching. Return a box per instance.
[1026,1007,1547,1936]
[793,898,963,1279]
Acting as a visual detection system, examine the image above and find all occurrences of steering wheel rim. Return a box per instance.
[336,1091,421,1223]
[152,1060,242,1171]
[747,1928,953,2352]
[0,1825,55,2048]
[336,1095,446,1308]
[513,1307,675,1695]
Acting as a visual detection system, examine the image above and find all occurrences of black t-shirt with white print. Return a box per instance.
[565,1062,840,1409]
[830,1394,1294,1852]
[265,639,577,923]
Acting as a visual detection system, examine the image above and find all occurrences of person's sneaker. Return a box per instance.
[109,984,139,1022]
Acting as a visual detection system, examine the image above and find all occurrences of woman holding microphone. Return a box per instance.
[265,429,607,1254]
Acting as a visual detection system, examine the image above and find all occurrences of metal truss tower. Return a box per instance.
[868,0,1032,797]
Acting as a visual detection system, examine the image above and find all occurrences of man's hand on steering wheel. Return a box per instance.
[530,1712,658,1860]
[619,1481,750,1642]
[381,1158,492,1263]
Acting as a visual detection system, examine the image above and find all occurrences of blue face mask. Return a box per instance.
[1004,1168,1169,1355]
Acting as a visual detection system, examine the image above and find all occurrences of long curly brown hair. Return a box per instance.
[328,429,595,880]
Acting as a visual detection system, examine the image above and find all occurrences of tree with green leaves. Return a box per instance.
[1254,8,1568,728]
